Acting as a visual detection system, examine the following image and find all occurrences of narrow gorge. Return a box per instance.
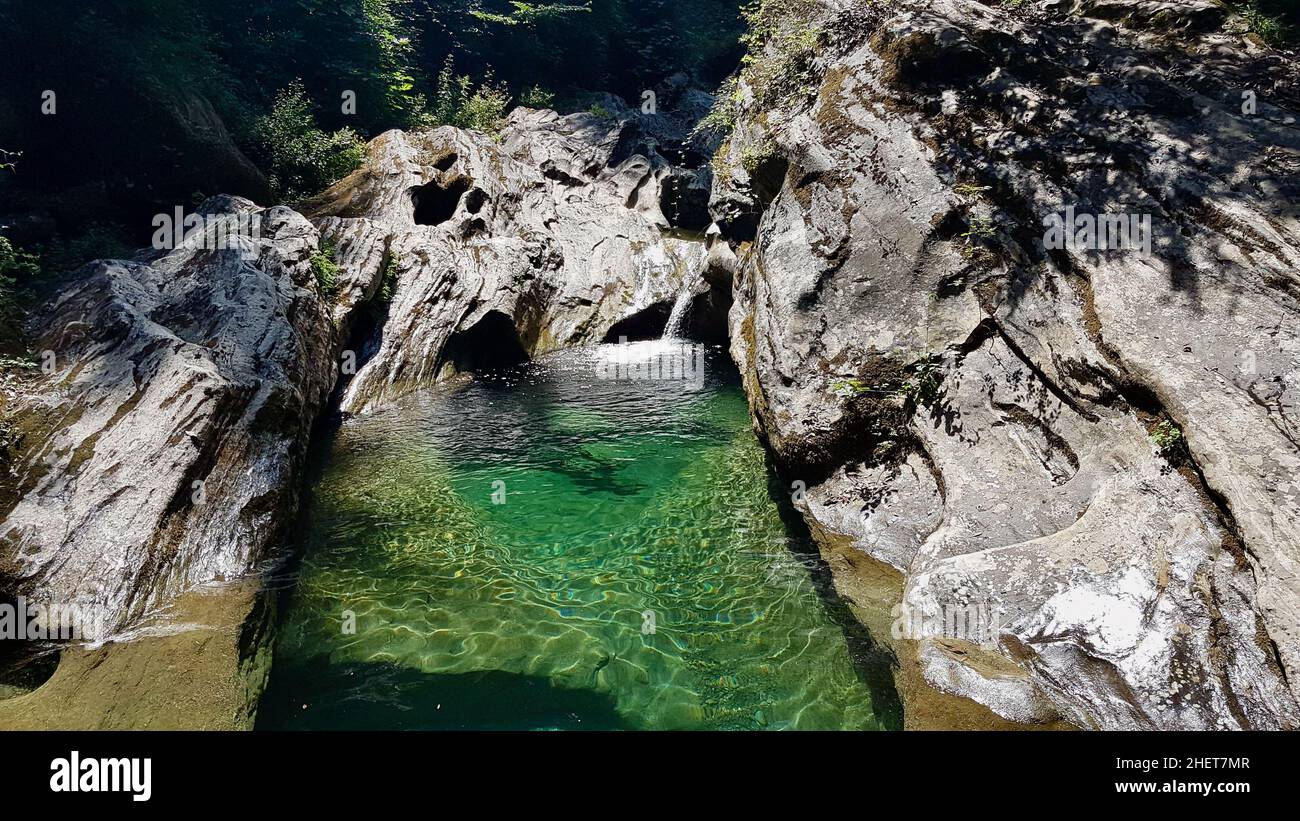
[1,0,1298,732]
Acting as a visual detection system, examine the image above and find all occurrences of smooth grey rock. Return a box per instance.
[723,0,1300,728]
[0,197,357,638]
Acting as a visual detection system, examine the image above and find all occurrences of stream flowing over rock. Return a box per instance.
[719,0,1300,728]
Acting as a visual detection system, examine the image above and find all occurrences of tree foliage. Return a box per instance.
[0,0,744,243]
[250,83,368,201]
[0,236,40,336]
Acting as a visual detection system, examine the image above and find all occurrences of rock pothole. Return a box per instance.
[412,177,472,226]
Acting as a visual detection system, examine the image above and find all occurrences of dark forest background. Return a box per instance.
[0,0,744,291]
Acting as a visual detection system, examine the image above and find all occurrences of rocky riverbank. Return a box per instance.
[0,84,725,727]
[718,0,1300,729]
[2,0,1297,731]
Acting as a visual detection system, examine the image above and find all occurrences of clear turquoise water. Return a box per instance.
[258,342,900,730]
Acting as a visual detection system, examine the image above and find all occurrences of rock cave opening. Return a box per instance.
[441,310,530,374]
[660,174,712,233]
[412,178,473,226]
[0,592,61,700]
[602,300,674,342]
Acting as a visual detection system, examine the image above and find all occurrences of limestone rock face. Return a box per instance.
[0,196,360,639]
[721,0,1300,728]
[308,101,717,416]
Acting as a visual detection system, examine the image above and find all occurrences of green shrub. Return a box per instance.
[739,138,779,175]
[953,183,991,198]
[1151,420,1185,457]
[461,85,513,134]
[711,137,735,185]
[378,252,400,303]
[311,241,341,298]
[251,82,367,201]
[518,85,556,110]
[961,217,997,242]
[1237,1,1292,44]
[699,1,821,158]
[364,251,401,323]
[830,378,871,398]
[894,355,943,408]
[431,57,513,136]
[470,2,592,27]
[694,76,742,138]
[738,0,823,110]
[829,356,943,409]
[0,236,40,335]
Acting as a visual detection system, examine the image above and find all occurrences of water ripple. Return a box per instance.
[261,344,892,730]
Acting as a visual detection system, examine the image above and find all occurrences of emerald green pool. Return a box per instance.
[258,342,900,730]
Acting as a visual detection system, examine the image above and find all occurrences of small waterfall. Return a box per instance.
[663,263,706,338]
[660,237,710,339]
[662,283,694,338]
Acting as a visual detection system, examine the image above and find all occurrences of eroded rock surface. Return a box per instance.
[0,197,367,639]
[720,0,1300,728]
[0,93,724,725]
[306,96,719,415]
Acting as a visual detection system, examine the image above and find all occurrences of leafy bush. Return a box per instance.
[694,76,742,138]
[895,356,943,408]
[461,85,513,134]
[311,242,342,298]
[831,355,943,408]
[378,252,400,303]
[961,217,997,242]
[1151,420,1185,457]
[738,0,823,110]
[518,85,557,109]
[739,138,778,175]
[251,83,367,200]
[361,251,402,325]
[831,378,871,398]
[712,137,735,185]
[698,0,820,143]
[0,237,41,336]
[1236,1,1293,44]
[470,2,592,26]
[744,33,821,110]
[953,183,991,198]
[430,57,513,135]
